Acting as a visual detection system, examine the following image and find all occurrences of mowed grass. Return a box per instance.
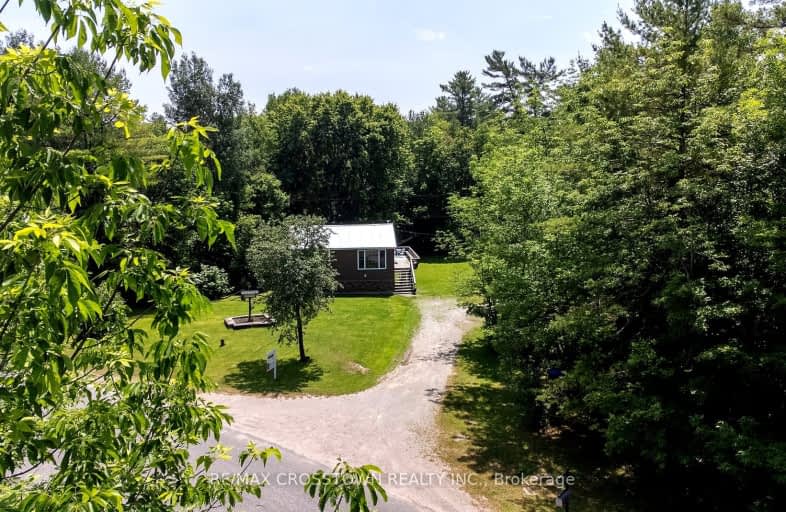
[139,295,420,396]
[437,328,634,512]
[415,259,472,297]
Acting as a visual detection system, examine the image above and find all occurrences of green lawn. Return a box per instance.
[139,295,420,395]
[437,328,635,512]
[415,259,472,297]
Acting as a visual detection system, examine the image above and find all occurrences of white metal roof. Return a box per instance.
[325,223,397,249]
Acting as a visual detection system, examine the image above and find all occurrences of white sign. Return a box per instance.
[266,349,277,380]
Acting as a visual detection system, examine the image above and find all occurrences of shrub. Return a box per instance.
[192,265,233,299]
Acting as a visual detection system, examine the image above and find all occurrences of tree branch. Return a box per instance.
[0,47,121,234]
[0,272,35,373]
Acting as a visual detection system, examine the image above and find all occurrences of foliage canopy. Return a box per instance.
[246,215,339,362]
[0,1,279,509]
[452,1,786,508]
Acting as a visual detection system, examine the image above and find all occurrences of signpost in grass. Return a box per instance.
[267,349,277,380]
[239,290,260,322]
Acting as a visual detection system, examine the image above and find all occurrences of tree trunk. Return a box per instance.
[296,306,307,362]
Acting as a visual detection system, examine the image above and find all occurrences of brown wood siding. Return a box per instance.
[331,249,394,293]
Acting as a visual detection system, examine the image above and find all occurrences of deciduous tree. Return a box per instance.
[0,1,279,509]
[164,53,251,218]
[452,1,786,508]
[246,215,338,362]
[262,90,413,222]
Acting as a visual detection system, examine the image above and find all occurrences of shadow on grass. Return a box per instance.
[223,357,324,394]
[441,333,636,512]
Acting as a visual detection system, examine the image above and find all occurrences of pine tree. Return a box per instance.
[482,50,521,113]
[435,70,489,127]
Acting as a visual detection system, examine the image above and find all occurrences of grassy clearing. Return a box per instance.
[437,328,633,512]
[139,295,420,395]
[415,259,472,297]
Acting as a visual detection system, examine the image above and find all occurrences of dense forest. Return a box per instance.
[451,1,786,510]
[1,0,785,510]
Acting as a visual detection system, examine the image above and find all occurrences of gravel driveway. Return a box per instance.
[207,297,481,512]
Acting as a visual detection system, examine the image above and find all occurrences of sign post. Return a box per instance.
[239,290,260,322]
[266,349,277,380]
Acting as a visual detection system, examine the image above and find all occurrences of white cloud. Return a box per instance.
[415,28,447,42]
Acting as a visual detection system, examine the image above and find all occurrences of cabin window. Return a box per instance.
[357,249,386,270]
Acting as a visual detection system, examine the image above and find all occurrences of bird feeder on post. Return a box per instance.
[239,290,260,322]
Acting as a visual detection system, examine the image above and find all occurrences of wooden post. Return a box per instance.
[239,290,260,323]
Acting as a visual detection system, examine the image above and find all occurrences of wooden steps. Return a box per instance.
[394,267,415,295]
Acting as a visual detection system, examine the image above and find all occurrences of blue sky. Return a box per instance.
[5,0,634,114]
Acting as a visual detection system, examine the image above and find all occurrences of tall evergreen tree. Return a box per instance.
[435,70,489,128]
[482,50,562,116]
[164,53,220,126]
[482,50,521,113]
[518,56,562,115]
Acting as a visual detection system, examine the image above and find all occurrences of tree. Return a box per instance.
[404,113,478,251]
[236,113,289,219]
[164,53,250,218]
[482,50,521,113]
[262,90,413,222]
[68,47,131,93]
[246,216,338,362]
[305,459,388,512]
[435,70,489,128]
[0,1,280,509]
[482,50,562,117]
[0,29,35,52]
[452,1,786,509]
[517,56,562,115]
[165,53,221,126]
[160,55,287,287]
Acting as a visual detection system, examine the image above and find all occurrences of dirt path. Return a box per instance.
[207,298,481,512]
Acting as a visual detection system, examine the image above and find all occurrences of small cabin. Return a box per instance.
[326,223,420,295]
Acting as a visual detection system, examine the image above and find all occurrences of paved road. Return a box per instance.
[28,426,417,511]
[204,427,418,511]
[208,298,482,511]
